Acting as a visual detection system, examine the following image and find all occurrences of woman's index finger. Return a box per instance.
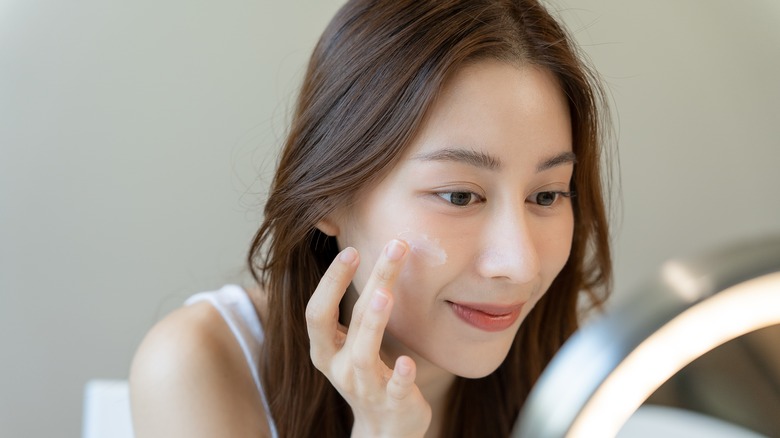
[355,240,408,308]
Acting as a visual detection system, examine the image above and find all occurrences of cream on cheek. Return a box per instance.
[389,229,449,319]
[396,230,447,267]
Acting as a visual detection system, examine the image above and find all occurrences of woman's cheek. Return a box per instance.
[397,230,448,267]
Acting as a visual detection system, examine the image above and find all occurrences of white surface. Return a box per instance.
[82,380,133,438]
[619,405,767,438]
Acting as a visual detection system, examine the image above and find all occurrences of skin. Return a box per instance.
[312,60,575,437]
[129,60,574,438]
[130,297,273,437]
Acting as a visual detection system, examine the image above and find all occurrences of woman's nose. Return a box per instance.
[476,209,541,284]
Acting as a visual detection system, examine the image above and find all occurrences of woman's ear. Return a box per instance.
[315,217,340,237]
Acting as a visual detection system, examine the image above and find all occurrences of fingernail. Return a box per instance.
[371,289,389,311]
[396,359,412,376]
[385,239,406,261]
[339,247,357,264]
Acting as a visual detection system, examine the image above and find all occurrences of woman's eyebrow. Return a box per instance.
[537,151,576,172]
[411,148,576,173]
[411,148,501,170]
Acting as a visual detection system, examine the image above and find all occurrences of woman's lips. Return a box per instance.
[448,301,525,332]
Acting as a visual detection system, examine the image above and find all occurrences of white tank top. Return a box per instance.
[185,285,279,438]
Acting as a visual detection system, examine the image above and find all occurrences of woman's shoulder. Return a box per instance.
[129,287,271,437]
[131,298,236,376]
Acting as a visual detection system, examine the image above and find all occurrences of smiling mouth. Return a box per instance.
[447,301,525,332]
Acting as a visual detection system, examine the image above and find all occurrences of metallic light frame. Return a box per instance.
[514,235,780,437]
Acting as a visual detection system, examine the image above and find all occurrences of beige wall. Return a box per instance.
[1,1,778,436]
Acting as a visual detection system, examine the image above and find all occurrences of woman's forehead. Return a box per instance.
[399,60,572,170]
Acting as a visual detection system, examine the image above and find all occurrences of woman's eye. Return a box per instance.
[534,191,559,206]
[437,191,478,206]
[529,191,575,206]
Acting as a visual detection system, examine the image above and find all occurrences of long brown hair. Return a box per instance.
[248,0,612,436]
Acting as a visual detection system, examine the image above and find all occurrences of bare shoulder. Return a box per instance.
[129,295,271,437]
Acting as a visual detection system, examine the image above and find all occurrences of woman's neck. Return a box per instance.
[419,368,456,438]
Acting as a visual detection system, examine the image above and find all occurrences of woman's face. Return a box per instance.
[329,60,574,379]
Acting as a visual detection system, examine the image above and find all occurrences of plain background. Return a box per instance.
[2,0,779,436]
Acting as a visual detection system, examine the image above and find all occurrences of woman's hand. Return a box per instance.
[305,240,432,438]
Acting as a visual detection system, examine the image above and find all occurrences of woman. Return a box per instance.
[130,0,612,436]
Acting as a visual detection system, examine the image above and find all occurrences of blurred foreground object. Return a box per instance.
[515,235,780,437]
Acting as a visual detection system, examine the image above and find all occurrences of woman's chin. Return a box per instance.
[433,349,509,379]
[449,362,503,379]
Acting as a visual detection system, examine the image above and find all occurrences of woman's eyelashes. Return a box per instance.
[527,190,576,207]
[436,191,484,207]
[434,190,574,208]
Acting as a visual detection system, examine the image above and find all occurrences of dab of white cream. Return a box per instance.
[397,230,447,266]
